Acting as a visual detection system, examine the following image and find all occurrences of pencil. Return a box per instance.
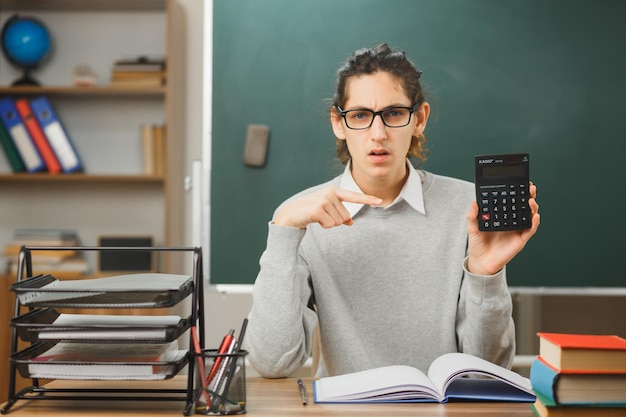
[191,326,211,404]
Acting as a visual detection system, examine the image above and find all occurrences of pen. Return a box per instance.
[233,318,248,354]
[216,318,249,409]
[209,336,237,393]
[297,378,308,405]
[206,329,234,386]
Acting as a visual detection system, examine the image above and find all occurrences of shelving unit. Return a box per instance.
[0,0,186,272]
[0,173,164,183]
[2,245,205,416]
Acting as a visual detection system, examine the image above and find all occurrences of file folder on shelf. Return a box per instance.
[30,96,83,173]
[15,99,62,174]
[0,117,26,172]
[0,97,45,173]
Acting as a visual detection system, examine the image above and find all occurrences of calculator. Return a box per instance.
[474,153,531,232]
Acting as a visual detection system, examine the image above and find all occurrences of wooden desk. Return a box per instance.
[1,376,535,416]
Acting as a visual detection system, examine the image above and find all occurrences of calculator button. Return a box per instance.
[477,180,530,231]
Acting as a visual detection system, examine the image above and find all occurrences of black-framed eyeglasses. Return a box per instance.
[336,103,418,130]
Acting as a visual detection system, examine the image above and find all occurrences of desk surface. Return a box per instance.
[2,376,535,416]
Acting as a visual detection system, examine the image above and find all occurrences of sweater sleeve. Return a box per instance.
[246,223,319,378]
[456,257,516,369]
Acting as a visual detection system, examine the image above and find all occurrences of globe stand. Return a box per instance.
[11,68,41,86]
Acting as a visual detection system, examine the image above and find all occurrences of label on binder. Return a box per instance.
[43,122,80,169]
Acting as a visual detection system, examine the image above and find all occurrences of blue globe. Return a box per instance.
[2,15,51,68]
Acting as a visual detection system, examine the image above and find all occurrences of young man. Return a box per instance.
[246,44,540,378]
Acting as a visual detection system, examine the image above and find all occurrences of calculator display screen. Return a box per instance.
[481,164,525,178]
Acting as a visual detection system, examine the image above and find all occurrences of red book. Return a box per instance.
[15,99,62,174]
[538,332,626,373]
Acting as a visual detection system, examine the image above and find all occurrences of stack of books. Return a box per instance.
[4,228,89,278]
[110,56,165,88]
[530,332,626,416]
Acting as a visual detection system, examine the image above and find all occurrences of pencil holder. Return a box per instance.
[195,349,248,415]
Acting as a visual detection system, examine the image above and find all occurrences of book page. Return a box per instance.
[428,352,533,398]
[314,365,441,402]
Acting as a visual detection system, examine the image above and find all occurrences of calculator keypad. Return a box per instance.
[478,183,531,231]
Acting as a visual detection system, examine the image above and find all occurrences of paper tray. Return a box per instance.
[11,273,194,308]
[12,342,189,381]
[11,308,191,343]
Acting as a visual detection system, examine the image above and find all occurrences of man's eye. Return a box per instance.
[350,111,370,120]
[385,108,406,118]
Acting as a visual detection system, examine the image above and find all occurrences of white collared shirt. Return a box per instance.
[339,159,426,217]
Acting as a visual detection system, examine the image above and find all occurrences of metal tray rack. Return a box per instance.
[1,246,206,416]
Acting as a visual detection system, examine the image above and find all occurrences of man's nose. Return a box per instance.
[369,114,387,140]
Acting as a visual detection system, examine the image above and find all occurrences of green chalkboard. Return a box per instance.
[211,0,625,286]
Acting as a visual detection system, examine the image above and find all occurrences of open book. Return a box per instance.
[313,352,536,403]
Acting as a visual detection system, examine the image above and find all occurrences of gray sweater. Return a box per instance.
[247,169,515,378]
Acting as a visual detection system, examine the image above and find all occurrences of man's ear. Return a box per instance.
[330,107,347,140]
[413,101,430,138]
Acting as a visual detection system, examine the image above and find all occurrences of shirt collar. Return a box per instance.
[339,159,426,217]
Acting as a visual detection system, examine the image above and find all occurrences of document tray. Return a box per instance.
[11,273,193,308]
[12,308,191,343]
[12,341,189,381]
